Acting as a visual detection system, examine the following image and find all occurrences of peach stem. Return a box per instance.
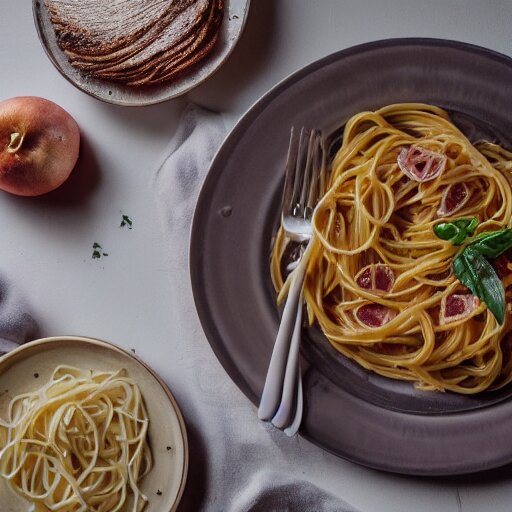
[7,132,24,154]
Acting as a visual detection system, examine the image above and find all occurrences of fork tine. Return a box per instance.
[282,127,327,232]
[293,128,310,216]
[283,127,310,217]
[282,127,298,215]
[298,129,313,211]
[302,130,323,220]
[306,131,322,212]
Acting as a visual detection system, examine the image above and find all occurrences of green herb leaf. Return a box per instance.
[433,217,479,246]
[467,229,512,259]
[120,215,133,229]
[92,242,107,259]
[453,246,505,324]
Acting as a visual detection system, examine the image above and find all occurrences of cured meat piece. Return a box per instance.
[355,303,396,328]
[397,145,447,182]
[355,264,395,293]
[437,182,470,217]
[439,294,479,324]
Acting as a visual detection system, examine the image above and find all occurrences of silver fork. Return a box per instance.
[258,127,325,436]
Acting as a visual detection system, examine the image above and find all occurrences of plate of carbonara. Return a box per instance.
[190,39,512,474]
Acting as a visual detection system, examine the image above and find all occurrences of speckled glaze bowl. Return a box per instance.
[0,336,188,511]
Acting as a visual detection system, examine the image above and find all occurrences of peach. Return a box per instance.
[0,96,80,196]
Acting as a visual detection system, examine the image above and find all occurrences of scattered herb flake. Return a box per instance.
[34,373,39,379]
[166,446,172,451]
[120,214,133,229]
[92,243,108,259]
[156,490,162,496]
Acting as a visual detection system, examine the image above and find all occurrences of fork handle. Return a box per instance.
[258,243,311,421]
[271,293,302,429]
[284,361,303,437]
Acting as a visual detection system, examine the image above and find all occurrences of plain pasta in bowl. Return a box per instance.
[0,365,152,512]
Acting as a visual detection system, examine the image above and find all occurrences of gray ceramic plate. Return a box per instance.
[33,0,250,106]
[190,39,512,475]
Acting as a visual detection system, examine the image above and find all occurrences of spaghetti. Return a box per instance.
[271,103,512,394]
[0,366,152,511]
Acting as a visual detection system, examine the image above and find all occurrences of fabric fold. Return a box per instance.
[153,105,360,512]
[0,273,38,355]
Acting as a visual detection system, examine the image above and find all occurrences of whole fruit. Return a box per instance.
[0,96,80,196]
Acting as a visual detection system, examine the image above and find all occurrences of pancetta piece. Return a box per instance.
[355,303,397,328]
[439,294,479,324]
[437,182,470,217]
[397,146,447,182]
[355,264,395,293]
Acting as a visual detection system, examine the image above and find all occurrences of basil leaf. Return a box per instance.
[453,217,479,235]
[433,217,479,246]
[453,246,505,324]
[468,228,512,259]
[433,223,458,241]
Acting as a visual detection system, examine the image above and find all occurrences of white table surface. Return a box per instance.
[1,1,512,511]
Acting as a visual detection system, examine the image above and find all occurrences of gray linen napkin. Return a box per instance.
[0,273,38,354]
[154,105,361,512]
